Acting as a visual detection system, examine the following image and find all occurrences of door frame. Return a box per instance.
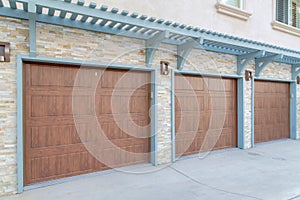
[171,69,243,162]
[252,77,297,146]
[16,55,158,193]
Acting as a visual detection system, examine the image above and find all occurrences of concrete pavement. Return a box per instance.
[2,139,300,200]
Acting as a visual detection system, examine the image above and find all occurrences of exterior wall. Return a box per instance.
[259,62,292,80]
[0,6,298,197]
[242,61,292,149]
[85,0,300,51]
[0,17,29,196]
[36,23,145,65]
[243,79,252,149]
[184,49,237,74]
[298,85,300,139]
[152,44,176,164]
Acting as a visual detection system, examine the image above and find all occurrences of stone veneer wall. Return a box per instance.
[245,61,292,148]
[297,85,300,139]
[0,16,298,197]
[0,17,29,196]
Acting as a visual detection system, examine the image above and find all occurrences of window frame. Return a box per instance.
[215,0,251,21]
[272,0,300,36]
[291,0,300,28]
[221,0,243,9]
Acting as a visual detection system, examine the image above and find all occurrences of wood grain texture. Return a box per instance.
[24,62,151,185]
[175,74,237,157]
[254,81,290,143]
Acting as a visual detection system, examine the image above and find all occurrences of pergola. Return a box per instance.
[1,0,300,78]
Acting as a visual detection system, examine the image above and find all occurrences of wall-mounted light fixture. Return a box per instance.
[0,42,10,62]
[160,61,170,75]
[245,70,253,81]
[297,76,300,85]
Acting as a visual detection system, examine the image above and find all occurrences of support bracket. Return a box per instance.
[28,0,36,57]
[292,63,300,80]
[177,37,203,70]
[146,30,169,67]
[237,50,265,75]
[255,54,283,77]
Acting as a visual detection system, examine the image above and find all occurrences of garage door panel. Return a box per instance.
[24,63,151,185]
[30,65,103,88]
[254,81,290,143]
[209,113,227,129]
[101,70,150,89]
[30,125,81,148]
[175,95,203,111]
[175,75,204,91]
[175,74,237,157]
[31,95,93,117]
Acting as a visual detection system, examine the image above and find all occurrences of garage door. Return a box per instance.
[175,74,237,158]
[24,62,151,185]
[254,81,290,143]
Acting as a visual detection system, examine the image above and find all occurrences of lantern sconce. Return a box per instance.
[0,42,10,62]
[245,70,253,81]
[297,76,300,85]
[160,61,170,75]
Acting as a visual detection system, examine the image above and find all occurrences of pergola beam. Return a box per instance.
[255,54,283,77]
[292,63,300,80]
[146,30,170,67]
[177,37,203,70]
[28,0,36,57]
[0,0,299,64]
[237,50,265,75]
[9,0,300,59]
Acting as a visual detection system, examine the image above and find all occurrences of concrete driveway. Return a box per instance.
[3,139,300,200]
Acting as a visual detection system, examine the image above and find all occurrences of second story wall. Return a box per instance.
[86,0,300,51]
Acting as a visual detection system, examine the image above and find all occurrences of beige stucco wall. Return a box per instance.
[84,0,300,51]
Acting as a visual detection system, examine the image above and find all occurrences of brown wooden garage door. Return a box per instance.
[254,81,290,143]
[24,62,151,185]
[175,74,237,157]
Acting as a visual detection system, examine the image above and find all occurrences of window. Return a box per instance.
[215,0,251,21]
[221,0,242,8]
[276,0,300,28]
[292,0,300,27]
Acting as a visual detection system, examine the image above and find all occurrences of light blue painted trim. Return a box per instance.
[255,54,284,77]
[254,77,295,83]
[290,82,297,139]
[237,78,245,149]
[0,7,28,19]
[177,38,202,70]
[28,1,36,57]
[251,78,255,147]
[146,31,169,67]
[292,64,300,80]
[151,70,158,166]
[174,70,243,79]
[174,70,243,149]
[19,55,154,72]
[16,55,157,192]
[16,55,24,194]
[237,50,265,75]
[252,78,296,145]
[170,69,175,162]
[1,0,300,60]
